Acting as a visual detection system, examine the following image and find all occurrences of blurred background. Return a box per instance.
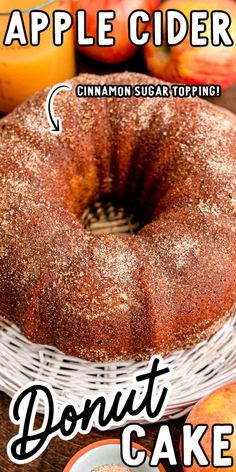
[0,0,236,114]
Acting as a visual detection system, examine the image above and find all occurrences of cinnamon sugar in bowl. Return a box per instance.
[92,466,131,472]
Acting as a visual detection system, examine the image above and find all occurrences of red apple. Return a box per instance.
[72,0,159,64]
[182,382,236,471]
[158,465,166,471]
[143,0,236,89]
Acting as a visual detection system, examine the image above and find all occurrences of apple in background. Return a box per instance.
[143,0,236,89]
[72,0,159,64]
[182,382,236,471]
[158,464,166,471]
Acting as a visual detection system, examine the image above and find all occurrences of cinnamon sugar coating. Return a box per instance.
[0,73,236,361]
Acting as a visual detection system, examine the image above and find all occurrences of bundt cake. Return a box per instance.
[0,73,236,362]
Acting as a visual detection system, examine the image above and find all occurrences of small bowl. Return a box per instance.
[64,439,165,472]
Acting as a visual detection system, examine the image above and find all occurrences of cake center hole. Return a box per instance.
[81,199,142,236]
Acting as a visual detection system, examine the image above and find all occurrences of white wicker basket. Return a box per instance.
[0,202,235,421]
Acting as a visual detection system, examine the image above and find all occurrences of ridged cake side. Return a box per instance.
[0,73,236,361]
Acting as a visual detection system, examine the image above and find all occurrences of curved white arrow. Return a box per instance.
[46,83,72,135]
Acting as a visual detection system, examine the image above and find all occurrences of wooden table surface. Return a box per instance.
[0,392,185,471]
[0,52,235,471]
